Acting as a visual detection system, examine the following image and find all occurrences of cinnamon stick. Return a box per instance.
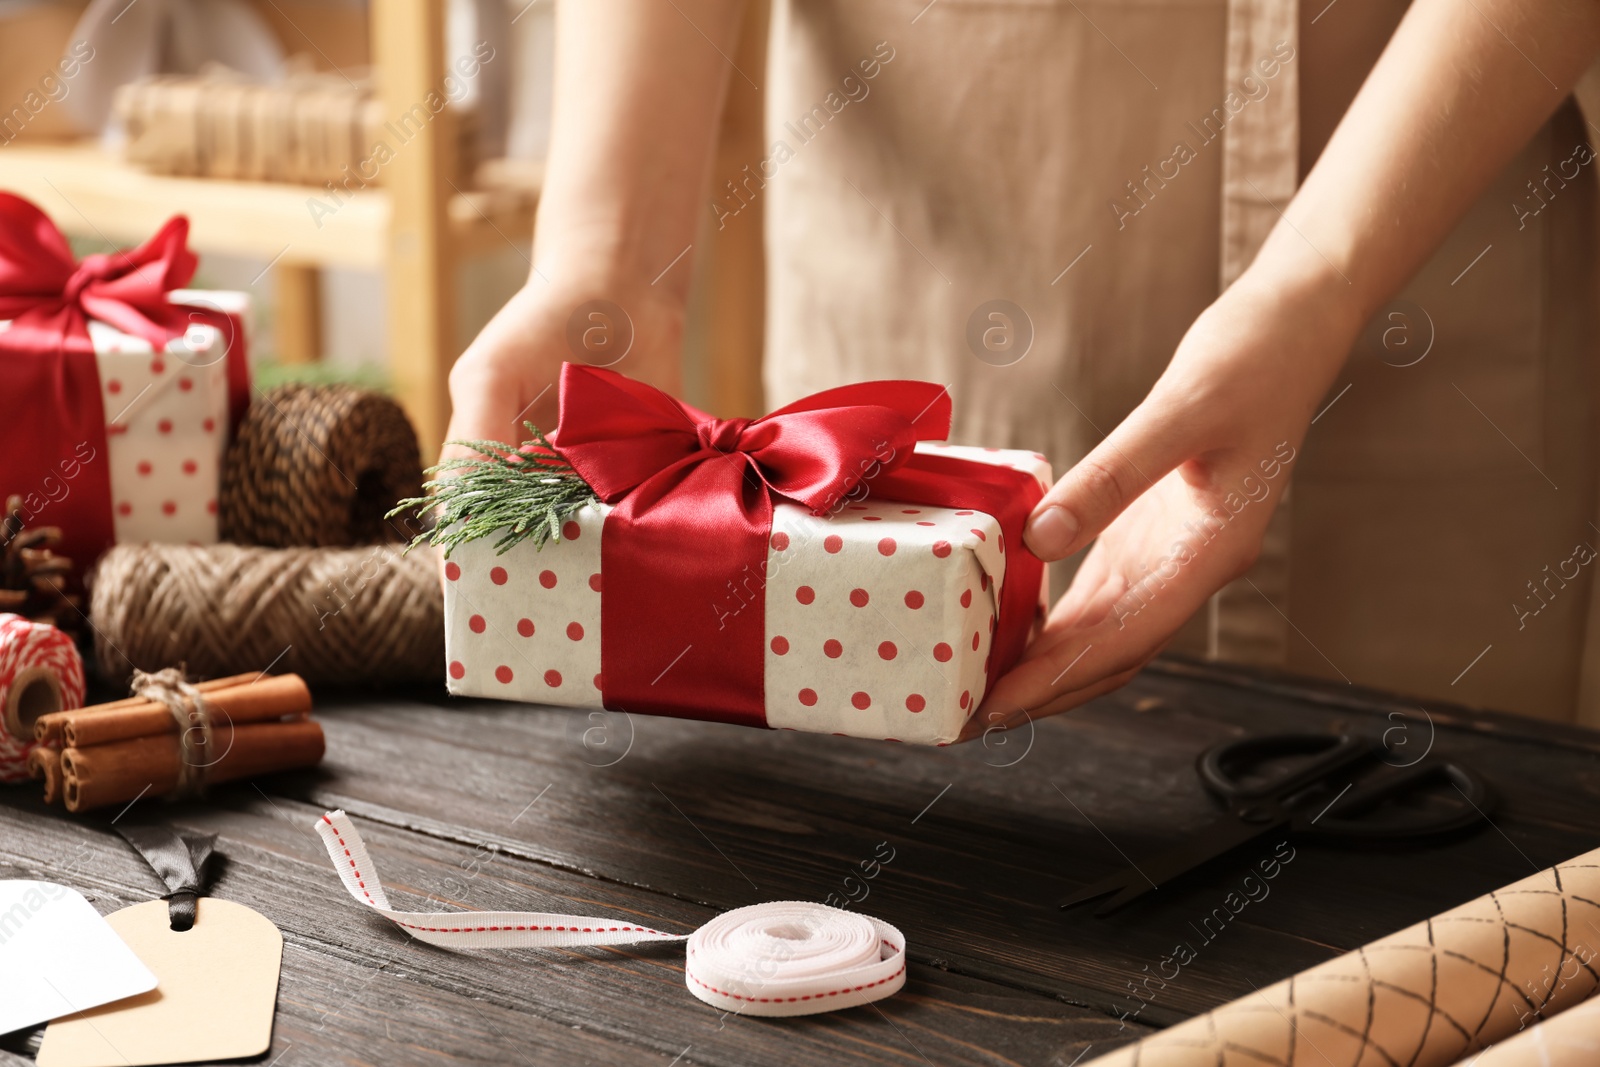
[27,746,62,806]
[33,672,259,745]
[61,674,311,748]
[59,719,326,813]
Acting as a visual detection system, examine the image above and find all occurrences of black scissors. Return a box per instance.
[1060,732,1494,916]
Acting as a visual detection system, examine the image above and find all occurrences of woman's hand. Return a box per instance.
[442,0,743,460]
[968,264,1359,739]
[970,0,1600,740]
[441,273,685,461]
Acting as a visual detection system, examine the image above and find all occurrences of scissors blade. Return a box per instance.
[1060,813,1284,915]
[1059,870,1141,911]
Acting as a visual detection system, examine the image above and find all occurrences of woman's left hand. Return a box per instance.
[966,264,1359,741]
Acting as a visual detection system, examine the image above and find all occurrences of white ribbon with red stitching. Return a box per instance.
[315,810,907,1017]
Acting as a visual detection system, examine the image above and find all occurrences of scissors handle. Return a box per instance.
[1196,732,1494,840]
[1196,733,1373,803]
[1306,760,1494,838]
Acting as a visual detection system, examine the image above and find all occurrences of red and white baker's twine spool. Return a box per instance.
[315,810,908,1017]
[0,614,85,783]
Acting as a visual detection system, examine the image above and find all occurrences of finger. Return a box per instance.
[1041,559,1127,634]
[440,362,547,467]
[1017,662,1147,724]
[1024,402,1191,561]
[985,533,1236,717]
[980,629,1105,720]
[432,358,540,585]
[961,659,1144,743]
[972,664,1144,740]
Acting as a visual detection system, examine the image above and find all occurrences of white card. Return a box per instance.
[0,881,157,1034]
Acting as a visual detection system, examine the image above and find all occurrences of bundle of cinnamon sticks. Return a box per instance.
[26,672,324,813]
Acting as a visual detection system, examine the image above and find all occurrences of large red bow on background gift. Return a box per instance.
[552,364,1045,726]
[0,193,248,575]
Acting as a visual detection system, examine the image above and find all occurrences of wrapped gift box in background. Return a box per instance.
[84,286,246,545]
[439,366,1050,746]
[0,194,249,576]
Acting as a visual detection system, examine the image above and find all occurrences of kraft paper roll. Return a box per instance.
[0,614,85,784]
[1459,993,1600,1066]
[1085,847,1600,1067]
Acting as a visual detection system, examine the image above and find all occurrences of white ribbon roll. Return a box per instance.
[315,810,907,1017]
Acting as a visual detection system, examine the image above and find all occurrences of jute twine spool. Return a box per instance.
[89,543,443,685]
[220,383,424,548]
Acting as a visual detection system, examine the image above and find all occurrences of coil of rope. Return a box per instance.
[220,382,423,548]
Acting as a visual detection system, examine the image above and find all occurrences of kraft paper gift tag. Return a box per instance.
[0,880,156,1034]
[38,825,282,1067]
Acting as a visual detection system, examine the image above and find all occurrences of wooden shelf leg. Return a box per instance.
[273,263,322,365]
[373,0,455,458]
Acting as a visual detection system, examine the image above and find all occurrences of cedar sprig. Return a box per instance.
[388,423,598,556]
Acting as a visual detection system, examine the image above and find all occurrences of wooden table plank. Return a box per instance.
[273,659,1600,1026]
[0,792,1135,1067]
[7,656,1598,1065]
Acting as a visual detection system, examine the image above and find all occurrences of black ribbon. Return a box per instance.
[116,824,216,931]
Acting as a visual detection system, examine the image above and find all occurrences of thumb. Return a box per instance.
[1023,402,1187,560]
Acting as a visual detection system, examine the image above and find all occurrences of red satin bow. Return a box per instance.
[0,195,201,350]
[551,364,1043,728]
[0,193,245,577]
[555,363,952,514]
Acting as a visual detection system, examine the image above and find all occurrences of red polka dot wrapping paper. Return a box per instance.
[0,288,241,550]
[443,443,1051,745]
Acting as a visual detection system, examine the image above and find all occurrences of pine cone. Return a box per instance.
[0,495,83,633]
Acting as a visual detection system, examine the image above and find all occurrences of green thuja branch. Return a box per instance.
[388,423,599,556]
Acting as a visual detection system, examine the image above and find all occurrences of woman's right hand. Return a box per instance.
[441,0,744,458]
[441,272,686,463]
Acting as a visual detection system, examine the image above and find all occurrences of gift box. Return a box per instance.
[439,366,1051,745]
[0,194,249,576]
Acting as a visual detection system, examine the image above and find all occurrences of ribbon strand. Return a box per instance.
[314,810,907,1016]
[130,667,216,798]
[116,823,216,931]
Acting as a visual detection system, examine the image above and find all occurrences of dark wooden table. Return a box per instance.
[4,657,1599,1067]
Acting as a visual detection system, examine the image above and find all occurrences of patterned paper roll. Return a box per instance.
[1460,993,1600,1066]
[0,614,86,783]
[1085,848,1600,1067]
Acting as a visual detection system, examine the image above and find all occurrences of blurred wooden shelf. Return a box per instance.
[0,141,536,271]
[0,0,538,454]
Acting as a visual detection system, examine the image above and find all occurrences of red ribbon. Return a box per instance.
[0,194,248,574]
[553,365,1045,727]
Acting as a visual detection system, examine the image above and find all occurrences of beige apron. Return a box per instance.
[762,0,1600,723]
